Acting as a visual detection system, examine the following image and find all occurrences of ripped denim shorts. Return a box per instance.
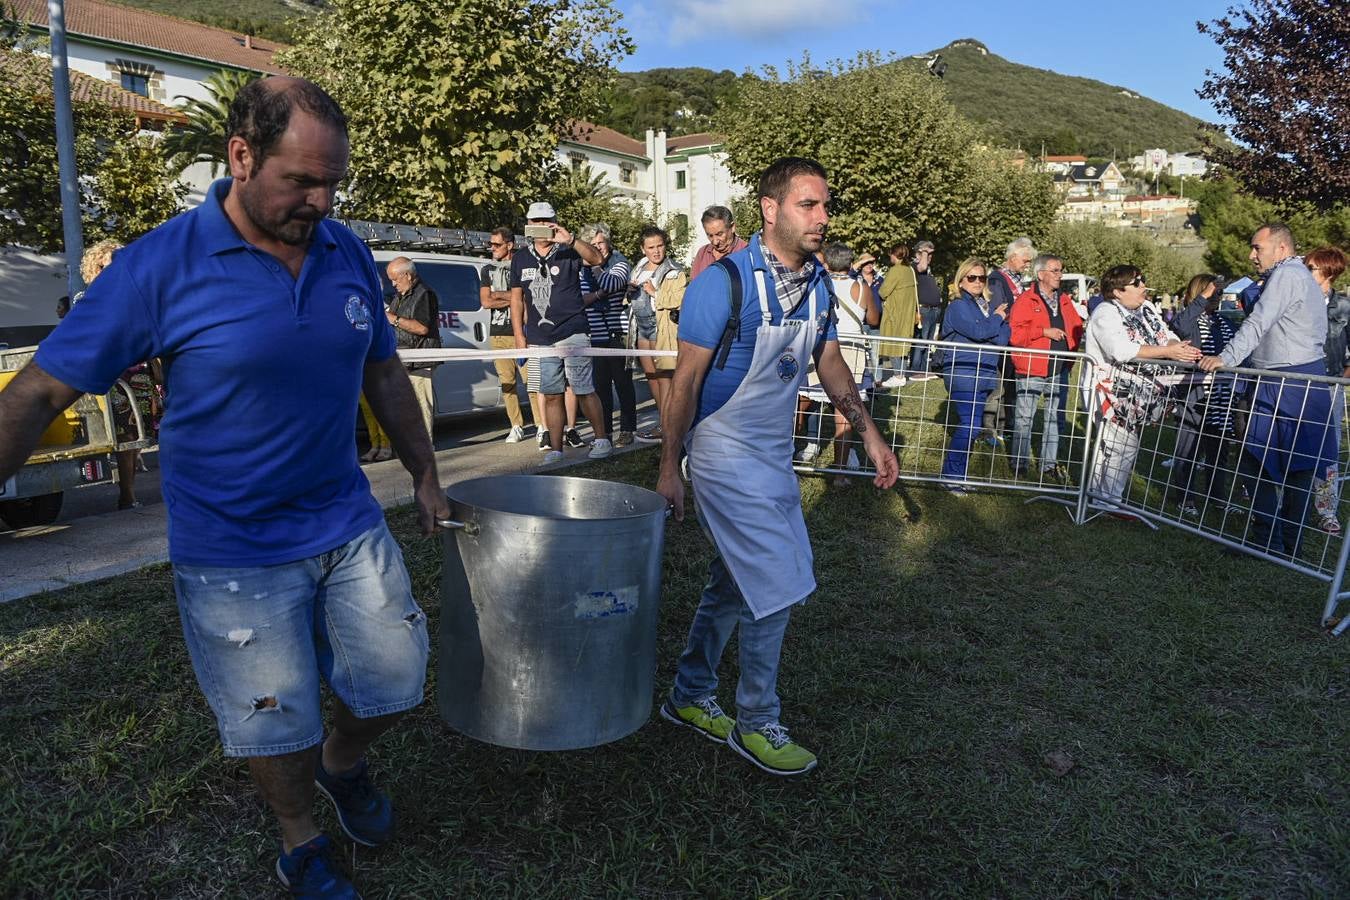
[173,521,428,757]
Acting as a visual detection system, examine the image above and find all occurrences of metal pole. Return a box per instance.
[47,0,85,300]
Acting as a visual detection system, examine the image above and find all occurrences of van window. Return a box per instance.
[379,262,482,312]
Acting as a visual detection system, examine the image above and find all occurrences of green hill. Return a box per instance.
[902,39,1209,157]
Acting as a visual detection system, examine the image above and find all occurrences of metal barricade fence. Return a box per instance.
[791,335,1093,518]
[1084,359,1350,631]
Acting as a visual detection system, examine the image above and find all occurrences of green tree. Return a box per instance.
[1191,176,1350,277]
[161,69,258,176]
[279,0,633,229]
[543,164,686,262]
[716,53,1059,275]
[0,48,185,252]
[1044,219,1205,294]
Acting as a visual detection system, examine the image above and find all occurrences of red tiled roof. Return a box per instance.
[1043,154,1087,162]
[1124,194,1184,202]
[1,47,185,121]
[563,120,646,158]
[666,132,722,153]
[12,0,288,75]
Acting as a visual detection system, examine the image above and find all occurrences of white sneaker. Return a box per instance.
[1159,458,1175,468]
[880,374,907,388]
[541,450,564,465]
[505,425,526,443]
[588,438,613,459]
[846,449,860,470]
[796,444,820,463]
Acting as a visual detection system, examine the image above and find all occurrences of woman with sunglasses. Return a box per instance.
[937,258,1010,491]
[1083,265,1201,509]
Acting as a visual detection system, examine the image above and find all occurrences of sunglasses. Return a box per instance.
[964,274,988,282]
[1129,276,1147,287]
[489,241,508,248]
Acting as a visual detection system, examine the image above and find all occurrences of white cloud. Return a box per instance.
[663,0,879,45]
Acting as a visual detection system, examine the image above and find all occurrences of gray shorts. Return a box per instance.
[534,333,594,395]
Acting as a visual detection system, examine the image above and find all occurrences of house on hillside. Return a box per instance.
[1039,154,1086,176]
[10,0,285,107]
[1052,161,1126,199]
[1128,148,1208,178]
[557,122,747,260]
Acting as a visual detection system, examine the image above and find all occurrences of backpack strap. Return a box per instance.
[712,258,743,370]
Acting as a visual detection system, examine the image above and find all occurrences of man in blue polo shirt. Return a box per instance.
[655,157,899,776]
[0,77,446,897]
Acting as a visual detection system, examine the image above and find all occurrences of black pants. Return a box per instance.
[592,335,636,434]
[1167,424,1233,508]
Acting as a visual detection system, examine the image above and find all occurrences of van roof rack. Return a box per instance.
[340,219,524,255]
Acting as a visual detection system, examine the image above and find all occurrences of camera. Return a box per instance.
[523,224,554,240]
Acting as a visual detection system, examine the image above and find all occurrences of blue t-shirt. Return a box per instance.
[510,244,590,344]
[679,234,837,424]
[34,178,395,567]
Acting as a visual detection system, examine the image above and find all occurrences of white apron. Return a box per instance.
[686,269,819,619]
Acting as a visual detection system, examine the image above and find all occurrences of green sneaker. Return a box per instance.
[660,696,735,744]
[729,723,818,776]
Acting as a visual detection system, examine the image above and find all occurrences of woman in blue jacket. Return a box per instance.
[939,257,1011,488]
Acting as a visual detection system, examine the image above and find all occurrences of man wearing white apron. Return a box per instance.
[656,158,899,775]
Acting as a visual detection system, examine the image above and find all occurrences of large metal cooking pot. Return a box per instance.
[438,474,667,750]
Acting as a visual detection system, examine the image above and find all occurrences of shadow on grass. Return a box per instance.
[1,446,1346,896]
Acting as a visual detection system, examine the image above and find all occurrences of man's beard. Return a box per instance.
[239,184,320,246]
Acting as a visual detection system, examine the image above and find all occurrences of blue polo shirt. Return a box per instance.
[679,234,836,424]
[35,178,395,566]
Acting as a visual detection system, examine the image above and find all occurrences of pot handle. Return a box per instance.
[436,519,480,535]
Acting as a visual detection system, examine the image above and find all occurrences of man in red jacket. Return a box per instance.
[1008,254,1083,480]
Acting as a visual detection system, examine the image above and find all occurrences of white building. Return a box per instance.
[12,0,285,107]
[1129,148,1209,178]
[557,121,748,261]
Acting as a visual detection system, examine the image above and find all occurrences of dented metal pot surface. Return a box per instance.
[438,475,666,750]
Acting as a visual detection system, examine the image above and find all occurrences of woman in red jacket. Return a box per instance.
[1007,255,1084,481]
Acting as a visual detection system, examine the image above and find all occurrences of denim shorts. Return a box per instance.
[173,521,429,757]
[631,295,657,342]
[534,332,594,395]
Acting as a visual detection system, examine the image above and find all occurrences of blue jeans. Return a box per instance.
[671,553,793,733]
[1013,375,1061,471]
[910,306,942,372]
[943,389,989,480]
[173,521,429,757]
[1056,364,1072,432]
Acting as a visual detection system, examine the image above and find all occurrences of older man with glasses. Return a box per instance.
[1008,254,1083,481]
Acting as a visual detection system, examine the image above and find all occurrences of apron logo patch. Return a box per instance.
[776,353,799,382]
[345,296,371,331]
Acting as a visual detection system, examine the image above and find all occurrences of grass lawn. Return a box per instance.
[1,447,1346,897]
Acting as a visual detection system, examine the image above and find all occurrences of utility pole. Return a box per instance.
[47,0,85,299]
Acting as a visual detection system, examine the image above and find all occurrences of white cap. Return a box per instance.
[526,201,556,220]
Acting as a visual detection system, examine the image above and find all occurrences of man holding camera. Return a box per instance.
[509,201,612,463]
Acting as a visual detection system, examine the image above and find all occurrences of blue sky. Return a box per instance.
[613,0,1230,122]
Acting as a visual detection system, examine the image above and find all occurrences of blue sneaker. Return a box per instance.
[275,835,360,898]
[314,758,393,848]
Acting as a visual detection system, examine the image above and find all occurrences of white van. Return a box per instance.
[369,249,509,420]
[1059,272,1091,318]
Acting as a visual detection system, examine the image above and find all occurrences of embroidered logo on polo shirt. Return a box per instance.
[777,353,799,382]
[345,295,371,331]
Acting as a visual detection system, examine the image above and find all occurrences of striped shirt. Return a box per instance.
[585,250,632,341]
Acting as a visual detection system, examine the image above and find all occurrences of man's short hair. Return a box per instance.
[1032,254,1062,276]
[226,77,348,173]
[387,256,416,278]
[1255,221,1296,251]
[757,157,828,203]
[701,205,734,227]
[1005,236,1037,262]
[491,226,513,244]
[822,242,854,273]
[913,240,935,253]
[578,222,611,244]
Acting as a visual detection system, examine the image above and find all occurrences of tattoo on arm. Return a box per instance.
[828,386,869,435]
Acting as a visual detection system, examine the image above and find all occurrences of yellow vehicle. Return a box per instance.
[0,346,150,529]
